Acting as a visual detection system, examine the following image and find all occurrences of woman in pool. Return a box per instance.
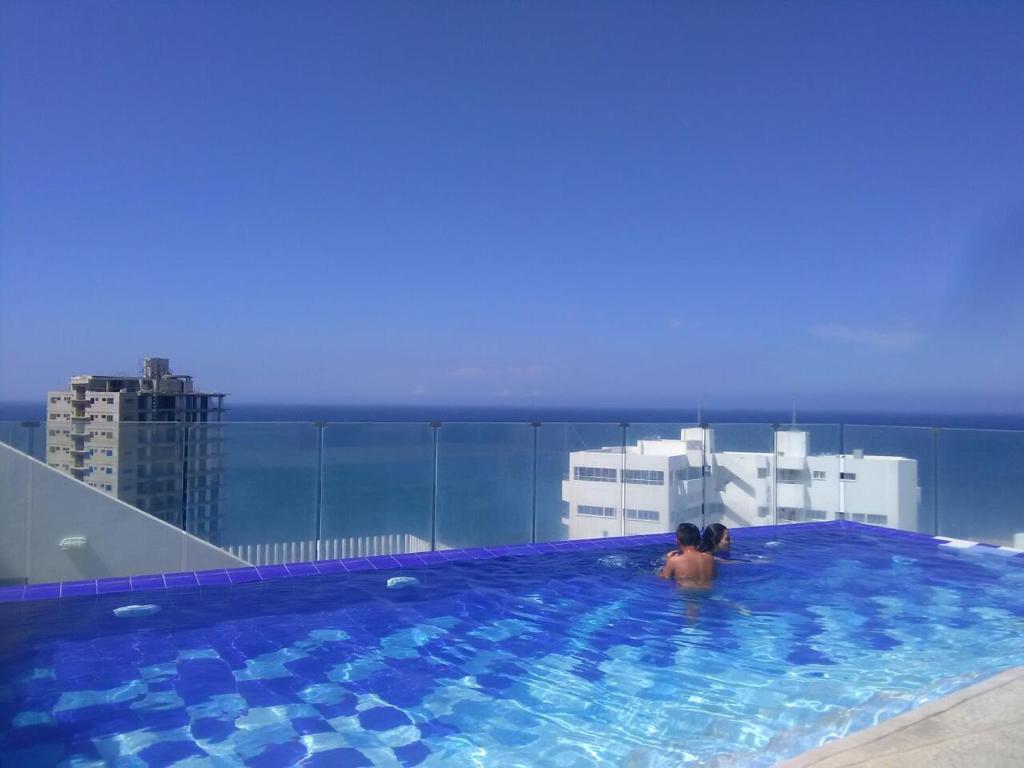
[698,523,731,557]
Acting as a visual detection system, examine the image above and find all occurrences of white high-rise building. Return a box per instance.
[45,358,226,541]
[562,427,920,538]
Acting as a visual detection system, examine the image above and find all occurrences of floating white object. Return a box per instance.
[598,554,631,568]
[386,576,419,589]
[765,541,783,548]
[113,604,160,618]
[59,536,87,551]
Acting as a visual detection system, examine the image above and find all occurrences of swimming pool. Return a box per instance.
[1,522,1022,767]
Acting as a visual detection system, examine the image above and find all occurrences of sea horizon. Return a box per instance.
[3,400,1024,431]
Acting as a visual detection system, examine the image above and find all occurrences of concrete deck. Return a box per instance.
[782,666,1024,767]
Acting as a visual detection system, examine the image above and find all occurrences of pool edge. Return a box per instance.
[780,665,1024,767]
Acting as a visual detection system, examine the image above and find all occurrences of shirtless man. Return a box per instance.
[659,523,715,588]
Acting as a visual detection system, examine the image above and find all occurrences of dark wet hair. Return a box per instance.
[699,523,729,553]
[675,523,701,548]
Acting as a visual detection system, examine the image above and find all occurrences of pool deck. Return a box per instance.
[782,666,1024,768]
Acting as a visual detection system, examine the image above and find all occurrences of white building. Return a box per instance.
[562,427,920,538]
[46,358,226,541]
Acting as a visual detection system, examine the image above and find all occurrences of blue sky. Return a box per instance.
[1,1,1022,410]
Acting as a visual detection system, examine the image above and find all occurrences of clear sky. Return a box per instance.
[1,1,1022,410]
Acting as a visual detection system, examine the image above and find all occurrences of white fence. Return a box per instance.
[226,533,431,566]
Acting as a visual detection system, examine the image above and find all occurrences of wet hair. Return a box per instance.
[675,523,701,548]
[699,523,729,553]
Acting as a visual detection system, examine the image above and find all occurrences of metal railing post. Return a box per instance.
[619,422,629,536]
[700,422,709,529]
[932,427,941,536]
[314,421,327,560]
[530,422,541,544]
[430,422,441,551]
[771,423,780,528]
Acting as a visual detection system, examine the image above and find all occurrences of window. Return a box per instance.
[105,450,113,457]
[105,467,112,474]
[578,505,616,518]
[575,466,617,482]
[757,467,769,479]
[812,470,826,480]
[673,467,701,482]
[840,472,857,481]
[622,469,664,485]
[777,469,803,483]
[625,508,660,521]
[866,514,886,525]
[685,440,703,451]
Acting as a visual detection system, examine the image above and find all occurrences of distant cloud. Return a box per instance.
[507,364,544,376]
[667,318,683,329]
[809,324,926,349]
[447,367,485,378]
[494,389,514,397]
[410,383,426,396]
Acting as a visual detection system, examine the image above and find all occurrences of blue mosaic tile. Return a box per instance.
[60,580,97,597]
[97,578,132,595]
[342,558,374,572]
[289,716,331,736]
[394,741,431,766]
[303,748,373,768]
[416,552,447,565]
[417,718,461,740]
[365,555,402,570]
[196,570,231,586]
[256,565,289,579]
[358,705,412,731]
[314,560,346,574]
[392,554,424,567]
[190,716,237,742]
[138,739,207,767]
[312,693,359,720]
[227,568,261,584]
[439,549,472,561]
[285,562,317,576]
[164,573,198,588]
[130,575,165,590]
[246,740,307,768]
[0,585,25,602]
[786,645,836,666]
[22,584,59,601]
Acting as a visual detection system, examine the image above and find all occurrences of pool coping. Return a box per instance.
[1,520,1020,605]
[781,665,1024,767]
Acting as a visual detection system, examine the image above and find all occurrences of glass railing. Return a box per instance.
[3,420,1023,567]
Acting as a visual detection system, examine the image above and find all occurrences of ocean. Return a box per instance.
[3,402,1023,551]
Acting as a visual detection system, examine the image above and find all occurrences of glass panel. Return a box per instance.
[186,423,319,562]
[536,423,623,542]
[707,423,775,530]
[321,423,435,557]
[937,428,1024,546]
[0,420,46,461]
[775,424,841,527]
[0,443,30,584]
[117,422,187,529]
[623,423,701,536]
[182,422,227,546]
[435,423,533,549]
[842,425,932,533]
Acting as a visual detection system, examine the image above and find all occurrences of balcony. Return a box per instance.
[71,414,91,423]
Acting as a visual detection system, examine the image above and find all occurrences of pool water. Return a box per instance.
[2,525,1023,767]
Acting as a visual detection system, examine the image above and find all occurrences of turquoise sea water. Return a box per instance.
[2,406,1023,549]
